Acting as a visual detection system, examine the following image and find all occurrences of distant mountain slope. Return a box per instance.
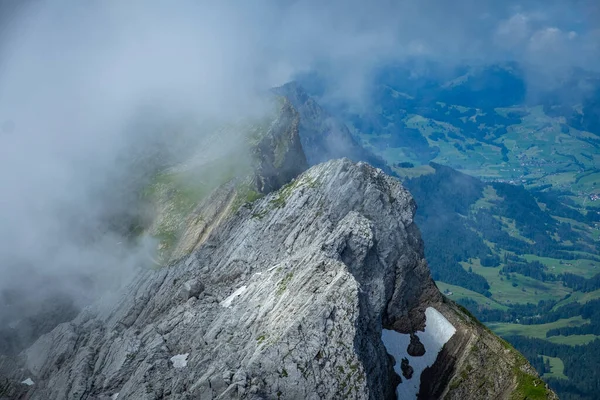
[299,63,600,184]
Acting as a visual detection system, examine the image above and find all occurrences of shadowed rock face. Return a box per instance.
[1,158,556,400]
[272,82,395,176]
[253,99,308,194]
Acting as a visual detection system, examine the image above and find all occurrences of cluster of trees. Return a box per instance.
[496,258,600,291]
[507,336,600,400]
[530,355,553,376]
[460,294,600,333]
[368,122,440,162]
[501,260,554,282]
[544,88,600,136]
[400,101,515,162]
[405,163,599,298]
[458,295,600,399]
[546,299,600,337]
[339,70,531,165]
[533,189,600,224]
[561,273,600,292]
[405,164,493,295]
[491,183,555,237]
[472,183,597,257]
[456,297,559,324]
[400,96,524,137]
[480,254,501,267]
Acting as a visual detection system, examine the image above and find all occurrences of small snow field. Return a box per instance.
[382,307,456,399]
[220,285,247,308]
[170,353,189,368]
[21,378,34,386]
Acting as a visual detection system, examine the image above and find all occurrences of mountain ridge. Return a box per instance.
[0,95,556,399]
[0,158,557,400]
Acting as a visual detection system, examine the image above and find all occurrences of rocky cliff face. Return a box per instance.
[252,99,308,194]
[142,98,307,264]
[0,97,556,399]
[272,82,394,176]
[1,157,556,400]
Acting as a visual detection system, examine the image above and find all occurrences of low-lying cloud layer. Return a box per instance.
[0,0,597,339]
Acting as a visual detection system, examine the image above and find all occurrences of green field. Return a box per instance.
[463,259,571,305]
[498,216,535,243]
[552,215,599,244]
[540,355,568,380]
[522,254,600,279]
[487,316,588,341]
[406,106,598,188]
[547,334,598,346]
[472,186,502,210]
[360,101,600,191]
[553,288,600,309]
[575,171,600,190]
[391,164,435,178]
[436,281,508,311]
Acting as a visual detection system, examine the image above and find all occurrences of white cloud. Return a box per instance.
[0,0,599,336]
[529,27,564,51]
[496,13,531,46]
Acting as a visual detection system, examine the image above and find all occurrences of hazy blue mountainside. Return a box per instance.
[299,63,600,175]
[297,64,600,400]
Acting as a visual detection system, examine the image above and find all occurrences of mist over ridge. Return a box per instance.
[0,0,598,359]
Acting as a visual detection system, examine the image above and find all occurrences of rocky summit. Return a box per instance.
[0,101,556,400]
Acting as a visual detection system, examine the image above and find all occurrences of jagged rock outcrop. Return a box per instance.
[272,82,394,176]
[407,334,426,357]
[252,99,308,194]
[2,158,556,400]
[145,98,307,264]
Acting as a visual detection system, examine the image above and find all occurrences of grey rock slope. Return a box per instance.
[3,159,556,400]
[140,97,307,265]
[252,99,308,194]
[272,82,394,176]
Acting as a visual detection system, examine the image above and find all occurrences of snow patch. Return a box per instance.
[111,393,119,400]
[424,307,456,344]
[220,285,247,308]
[170,353,189,368]
[381,307,456,399]
[21,378,34,386]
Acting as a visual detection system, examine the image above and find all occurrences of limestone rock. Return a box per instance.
[407,334,426,357]
[272,82,393,176]
[401,358,414,380]
[178,279,204,301]
[5,159,555,400]
[253,98,308,194]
